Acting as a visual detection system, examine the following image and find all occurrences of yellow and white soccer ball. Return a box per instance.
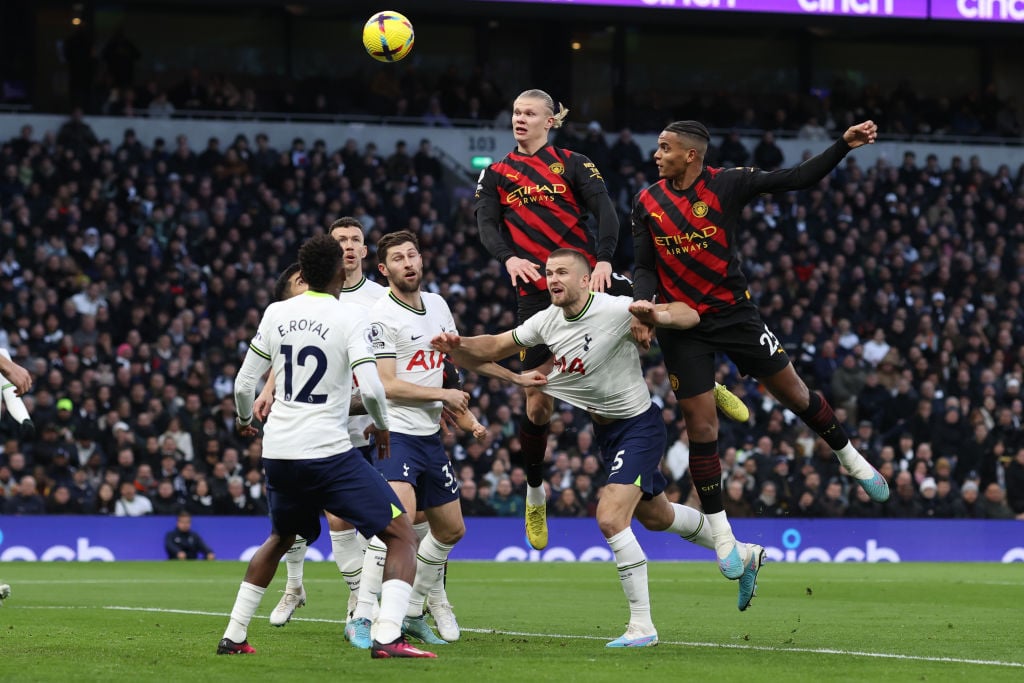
[362,11,414,63]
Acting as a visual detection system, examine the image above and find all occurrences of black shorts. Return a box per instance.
[516,274,634,371]
[656,305,790,399]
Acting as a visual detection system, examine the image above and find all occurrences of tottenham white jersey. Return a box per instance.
[338,276,387,446]
[370,290,457,436]
[512,292,651,420]
[244,290,377,459]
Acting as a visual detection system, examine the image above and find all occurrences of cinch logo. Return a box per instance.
[494,544,612,562]
[764,528,900,563]
[0,535,115,561]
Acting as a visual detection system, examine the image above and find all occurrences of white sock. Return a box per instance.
[223,581,265,642]
[526,484,546,507]
[605,528,653,631]
[376,579,412,644]
[284,537,306,590]
[414,521,450,606]
[354,536,386,620]
[835,442,875,479]
[707,511,737,558]
[665,503,714,550]
[2,383,30,423]
[330,529,363,594]
[408,532,453,618]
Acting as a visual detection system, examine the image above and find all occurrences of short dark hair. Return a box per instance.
[664,120,711,155]
[273,262,301,302]
[377,230,419,264]
[329,216,363,232]
[548,248,591,273]
[298,235,343,292]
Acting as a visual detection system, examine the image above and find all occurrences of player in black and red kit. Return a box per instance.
[475,89,625,550]
[631,119,890,582]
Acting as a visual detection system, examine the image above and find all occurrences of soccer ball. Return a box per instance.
[362,11,414,63]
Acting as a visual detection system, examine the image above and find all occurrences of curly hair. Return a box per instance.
[298,234,343,291]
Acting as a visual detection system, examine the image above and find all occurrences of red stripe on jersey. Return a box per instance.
[490,150,596,294]
[638,181,739,314]
[695,174,723,214]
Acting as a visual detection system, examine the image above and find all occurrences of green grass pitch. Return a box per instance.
[1,561,1022,681]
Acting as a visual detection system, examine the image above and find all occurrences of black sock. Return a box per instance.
[689,439,724,515]
[797,392,849,451]
[518,418,549,488]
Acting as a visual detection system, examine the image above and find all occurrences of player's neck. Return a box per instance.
[342,269,364,289]
[389,286,423,310]
[670,166,702,192]
[517,138,546,155]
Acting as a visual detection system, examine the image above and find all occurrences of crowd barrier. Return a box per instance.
[0,516,1020,562]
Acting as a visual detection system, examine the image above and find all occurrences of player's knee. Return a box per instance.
[433,522,465,546]
[597,515,629,538]
[525,396,553,425]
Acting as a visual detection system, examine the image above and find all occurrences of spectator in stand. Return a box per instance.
[752,130,784,170]
[114,479,153,516]
[165,511,216,560]
[5,475,46,514]
[151,478,184,515]
[186,477,216,515]
[459,479,495,517]
[93,482,118,515]
[45,484,81,514]
[723,478,753,518]
[978,483,1018,520]
[490,478,524,518]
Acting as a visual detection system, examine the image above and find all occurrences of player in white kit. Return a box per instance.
[219,234,435,658]
[432,249,765,648]
[261,218,391,627]
[362,230,546,647]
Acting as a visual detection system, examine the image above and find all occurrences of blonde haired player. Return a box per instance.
[476,89,747,552]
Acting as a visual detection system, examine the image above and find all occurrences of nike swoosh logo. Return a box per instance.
[411,335,423,341]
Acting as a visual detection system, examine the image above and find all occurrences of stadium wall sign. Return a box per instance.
[0,517,1021,562]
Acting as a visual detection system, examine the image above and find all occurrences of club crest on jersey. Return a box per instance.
[669,374,680,391]
[548,162,565,175]
[692,201,709,218]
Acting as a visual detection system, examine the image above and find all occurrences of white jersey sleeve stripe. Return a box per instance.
[351,357,376,369]
[250,344,271,360]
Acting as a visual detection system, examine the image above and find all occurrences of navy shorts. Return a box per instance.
[376,431,460,510]
[655,305,790,399]
[592,403,667,500]
[263,451,405,542]
[517,274,634,371]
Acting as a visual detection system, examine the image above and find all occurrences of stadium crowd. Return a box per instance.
[0,110,1023,522]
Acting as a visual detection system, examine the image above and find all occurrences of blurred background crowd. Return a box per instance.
[0,1,1022,523]
[1,106,1022,522]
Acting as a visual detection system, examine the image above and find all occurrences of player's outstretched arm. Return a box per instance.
[629,301,700,330]
[431,330,521,363]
